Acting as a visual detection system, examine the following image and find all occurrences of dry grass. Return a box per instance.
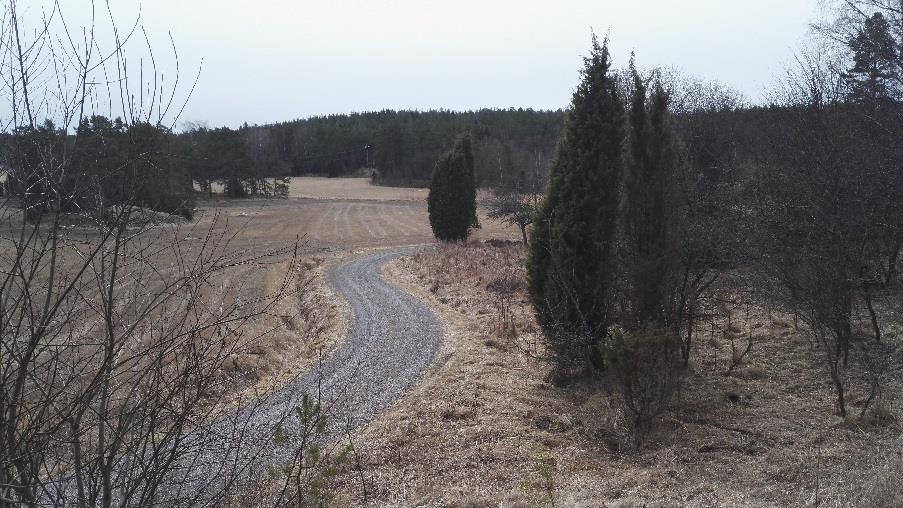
[335,242,903,507]
[197,176,428,201]
[289,177,429,201]
[192,193,518,254]
[216,253,351,406]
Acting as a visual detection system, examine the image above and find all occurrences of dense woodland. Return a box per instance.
[182,109,565,189]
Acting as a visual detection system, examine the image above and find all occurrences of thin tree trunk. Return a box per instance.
[864,283,881,342]
[834,374,846,417]
[683,308,694,366]
[886,236,901,286]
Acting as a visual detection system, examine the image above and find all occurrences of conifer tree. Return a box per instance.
[428,133,477,241]
[461,133,481,229]
[844,12,898,105]
[624,66,683,329]
[528,35,625,368]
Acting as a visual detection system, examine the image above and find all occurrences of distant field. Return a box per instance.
[195,177,519,252]
[288,177,429,201]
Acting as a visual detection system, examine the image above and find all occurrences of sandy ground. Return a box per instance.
[333,243,903,507]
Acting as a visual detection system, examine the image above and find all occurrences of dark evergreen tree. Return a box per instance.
[844,12,898,105]
[125,122,195,218]
[70,115,127,211]
[460,133,480,228]
[623,67,683,329]
[528,35,625,369]
[427,133,477,242]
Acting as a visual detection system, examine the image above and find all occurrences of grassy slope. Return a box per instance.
[337,242,902,507]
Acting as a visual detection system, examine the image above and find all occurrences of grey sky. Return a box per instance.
[37,1,821,128]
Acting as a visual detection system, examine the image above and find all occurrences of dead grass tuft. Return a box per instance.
[441,406,477,421]
[219,254,349,406]
[861,403,898,428]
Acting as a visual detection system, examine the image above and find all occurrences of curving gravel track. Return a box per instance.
[44,246,442,506]
[182,245,443,502]
[255,245,443,439]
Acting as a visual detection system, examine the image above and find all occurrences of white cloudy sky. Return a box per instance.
[22,0,821,128]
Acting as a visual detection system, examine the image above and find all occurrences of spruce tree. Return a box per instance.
[528,35,625,368]
[428,133,477,242]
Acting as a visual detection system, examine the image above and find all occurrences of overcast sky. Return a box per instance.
[30,1,822,128]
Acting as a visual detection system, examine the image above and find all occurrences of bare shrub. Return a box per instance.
[487,270,524,340]
[850,449,903,508]
[0,2,348,504]
[602,327,683,447]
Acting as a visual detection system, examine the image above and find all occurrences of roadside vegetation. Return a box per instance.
[0,2,353,505]
[352,241,901,506]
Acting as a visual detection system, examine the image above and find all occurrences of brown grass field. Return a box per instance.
[20,177,900,506]
[0,177,517,410]
[193,178,518,253]
[288,177,430,201]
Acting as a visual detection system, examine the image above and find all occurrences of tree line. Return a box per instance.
[181,109,564,188]
[2,108,565,215]
[2,117,195,220]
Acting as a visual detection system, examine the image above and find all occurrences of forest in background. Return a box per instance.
[181,108,565,189]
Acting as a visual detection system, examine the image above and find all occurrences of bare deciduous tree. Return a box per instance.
[0,2,328,505]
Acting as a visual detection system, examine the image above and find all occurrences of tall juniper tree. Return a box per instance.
[428,133,477,242]
[623,64,685,330]
[528,35,624,370]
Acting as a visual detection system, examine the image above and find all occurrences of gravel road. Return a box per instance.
[253,245,444,442]
[44,246,441,506]
[172,245,443,503]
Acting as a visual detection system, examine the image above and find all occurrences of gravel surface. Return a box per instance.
[201,245,442,499]
[45,246,442,506]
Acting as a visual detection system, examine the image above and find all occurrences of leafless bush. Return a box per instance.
[753,48,891,417]
[0,2,341,505]
[486,159,544,245]
[725,303,755,373]
[602,327,683,447]
[487,269,524,339]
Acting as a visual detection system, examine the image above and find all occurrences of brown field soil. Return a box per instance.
[191,179,518,253]
[197,176,427,201]
[289,177,429,201]
[335,243,903,507]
